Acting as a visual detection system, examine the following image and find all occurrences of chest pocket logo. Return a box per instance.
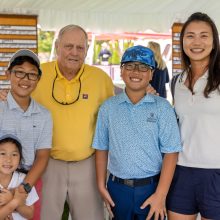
[147,113,157,123]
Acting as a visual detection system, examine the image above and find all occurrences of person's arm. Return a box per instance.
[23,110,53,187]
[165,67,170,83]
[146,84,158,95]
[140,152,178,220]
[0,189,13,206]
[16,185,38,219]
[95,150,115,218]
[0,188,27,220]
[23,149,50,187]
[15,204,34,219]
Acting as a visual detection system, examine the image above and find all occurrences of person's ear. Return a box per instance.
[120,66,123,78]
[149,70,154,80]
[55,40,59,55]
[85,46,89,58]
[5,70,11,80]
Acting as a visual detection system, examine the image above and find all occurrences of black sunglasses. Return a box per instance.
[52,66,84,105]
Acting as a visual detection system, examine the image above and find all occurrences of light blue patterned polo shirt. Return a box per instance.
[92,92,182,179]
[0,92,53,171]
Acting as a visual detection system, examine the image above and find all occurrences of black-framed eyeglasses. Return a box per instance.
[52,66,84,105]
[11,70,40,81]
[123,63,151,72]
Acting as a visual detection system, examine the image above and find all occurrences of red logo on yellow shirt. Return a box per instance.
[82,94,88,99]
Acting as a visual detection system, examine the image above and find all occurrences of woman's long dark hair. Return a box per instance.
[180,12,220,97]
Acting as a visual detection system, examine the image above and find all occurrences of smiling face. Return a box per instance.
[183,21,213,66]
[0,142,20,176]
[121,62,153,93]
[55,28,88,77]
[7,61,40,100]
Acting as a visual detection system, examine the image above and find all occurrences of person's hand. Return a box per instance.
[13,188,27,207]
[0,89,9,101]
[4,214,13,220]
[140,192,166,220]
[0,188,13,206]
[146,84,159,96]
[99,186,115,218]
[17,184,26,194]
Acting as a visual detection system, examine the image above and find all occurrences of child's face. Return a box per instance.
[0,142,20,175]
[6,61,40,99]
[121,62,153,93]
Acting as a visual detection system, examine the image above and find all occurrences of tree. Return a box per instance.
[38,30,55,53]
[110,40,120,65]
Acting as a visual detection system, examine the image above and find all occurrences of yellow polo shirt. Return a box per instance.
[32,61,114,161]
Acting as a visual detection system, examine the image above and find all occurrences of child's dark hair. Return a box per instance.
[0,136,24,165]
[8,56,42,76]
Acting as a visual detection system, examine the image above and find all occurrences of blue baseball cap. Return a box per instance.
[121,45,155,69]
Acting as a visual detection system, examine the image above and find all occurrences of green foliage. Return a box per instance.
[110,40,121,65]
[61,201,69,220]
[129,40,134,48]
[92,40,121,65]
[123,40,134,51]
[38,30,55,53]
[93,41,101,64]
[123,41,129,51]
[108,43,113,64]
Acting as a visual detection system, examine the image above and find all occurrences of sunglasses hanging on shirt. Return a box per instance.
[52,66,84,105]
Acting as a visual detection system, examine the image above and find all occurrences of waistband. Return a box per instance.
[109,173,160,187]
[52,153,95,163]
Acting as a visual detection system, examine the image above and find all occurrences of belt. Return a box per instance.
[109,173,160,187]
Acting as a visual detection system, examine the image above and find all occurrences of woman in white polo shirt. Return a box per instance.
[167,12,220,220]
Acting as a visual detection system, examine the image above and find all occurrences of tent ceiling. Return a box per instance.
[0,0,219,33]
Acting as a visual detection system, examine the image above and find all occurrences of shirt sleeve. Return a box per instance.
[157,100,182,153]
[92,103,109,150]
[36,110,53,149]
[26,186,39,206]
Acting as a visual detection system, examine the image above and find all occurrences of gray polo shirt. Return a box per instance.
[0,92,53,170]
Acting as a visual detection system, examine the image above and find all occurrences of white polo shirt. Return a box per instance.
[174,70,220,168]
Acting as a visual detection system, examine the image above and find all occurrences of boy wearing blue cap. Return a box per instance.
[92,45,182,220]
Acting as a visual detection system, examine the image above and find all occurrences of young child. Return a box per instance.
[0,134,38,220]
[92,45,182,220]
[0,49,52,219]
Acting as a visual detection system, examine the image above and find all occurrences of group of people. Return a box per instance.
[98,42,112,65]
[0,11,220,220]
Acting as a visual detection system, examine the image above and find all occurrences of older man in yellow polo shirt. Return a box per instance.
[32,25,114,220]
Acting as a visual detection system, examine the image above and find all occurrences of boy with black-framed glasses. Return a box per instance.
[93,45,182,220]
[0,49,52,220]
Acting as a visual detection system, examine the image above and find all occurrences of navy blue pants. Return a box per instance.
[107,177,158,220]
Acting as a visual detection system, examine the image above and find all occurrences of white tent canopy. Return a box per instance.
[0,0,220,33]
